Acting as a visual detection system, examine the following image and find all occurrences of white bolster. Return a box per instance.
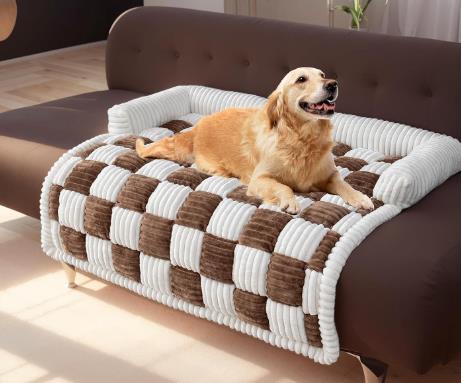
[374,135,461,208]
[107,86,191,135]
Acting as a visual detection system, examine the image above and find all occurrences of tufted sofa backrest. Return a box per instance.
[106,6,461,140]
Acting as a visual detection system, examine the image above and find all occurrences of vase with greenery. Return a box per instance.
[336,0,381,30]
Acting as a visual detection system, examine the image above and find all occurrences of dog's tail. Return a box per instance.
[136,129,195,163]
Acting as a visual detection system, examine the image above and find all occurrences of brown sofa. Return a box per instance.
[1,6,460,378]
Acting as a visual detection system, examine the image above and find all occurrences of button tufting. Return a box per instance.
[173,51,180,59]
[243,59,250,67]
[424,88,433,97]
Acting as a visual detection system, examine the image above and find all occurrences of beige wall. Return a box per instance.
[143,0,387,31]
[143,0,224,12]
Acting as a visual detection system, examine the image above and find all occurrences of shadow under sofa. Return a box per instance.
[0,6,460,380]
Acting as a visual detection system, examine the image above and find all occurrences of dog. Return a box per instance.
[136,67,374,214]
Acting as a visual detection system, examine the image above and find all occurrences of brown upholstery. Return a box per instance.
[0,6,460,373]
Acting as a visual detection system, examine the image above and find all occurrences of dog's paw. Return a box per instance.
[135,138,147,158]
[347,191,374,211]
[279,195,300,214]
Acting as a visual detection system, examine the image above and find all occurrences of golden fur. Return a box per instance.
[136,67,374,213]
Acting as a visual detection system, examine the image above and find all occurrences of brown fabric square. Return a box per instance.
[332,143,352,157]
[334,156,368,171]
[304,314,322,347]
[266,253,306,307]
[296,191,326,201]
[200,233,236,283]
[84,196,114,240]
[239,209,291,252]
[116,174,159,213]
[227,185,262,206]
[307,230,341,272]
[161,119,193,133]
[166,168,210,189]
[112,244,140,282]
[234,289,269,330]
[175,191,222,231]
[171,266,204,306]
[300,201,350,228]
[344,171,380,197]
[113,150,150,172]
[76,143,106,159]
[48,184,63,220]
[60,226,87,260]
[139,214,173,260]
[382,155,402,164]
[113,135,153,150]
[64,160,107,195]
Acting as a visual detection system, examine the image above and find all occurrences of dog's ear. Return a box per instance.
[265,90,284,128]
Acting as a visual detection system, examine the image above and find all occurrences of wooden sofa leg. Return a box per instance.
[349,353,388,383]
[60,261,77,288]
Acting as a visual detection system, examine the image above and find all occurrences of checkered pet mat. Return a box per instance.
[40,118,405,364]
[41,86,461,365]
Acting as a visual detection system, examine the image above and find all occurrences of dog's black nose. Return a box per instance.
[325,80,338,93]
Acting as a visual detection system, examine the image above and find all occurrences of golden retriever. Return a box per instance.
[136,67,374,213]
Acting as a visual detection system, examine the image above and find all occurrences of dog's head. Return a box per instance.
[266,67,338,127]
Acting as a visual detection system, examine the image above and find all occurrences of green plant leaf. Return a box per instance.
[336,4,352,13]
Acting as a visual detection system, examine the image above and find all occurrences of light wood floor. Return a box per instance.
[0,44,460,383]
[0,42,106,112]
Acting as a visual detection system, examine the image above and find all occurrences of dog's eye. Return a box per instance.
[296,76,307,83]
[320,73,325,78]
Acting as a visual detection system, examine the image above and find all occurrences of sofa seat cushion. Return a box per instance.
[0,90,144,149]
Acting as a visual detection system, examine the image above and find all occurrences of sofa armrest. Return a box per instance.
[107,86,191,135]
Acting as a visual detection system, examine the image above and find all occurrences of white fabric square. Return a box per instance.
[109,206,143,250]
[302,269,322,315]
[86,235,113,270]
[145,181,192,219]
[332,212,362,235]
[274,218,327,262]
[336,166,352,178]
[178,113,203,125]
[170,224,204,272]
[196,176,241,198]
[201,277,236,316]
[89,165,131,202]
[136,159,182,181]
[139,127,174,141]
[206,198,257,241]
[345,147,384,163]
[86,144,131,165]
[58,190,86,233]
[103,134,129,144]
[52,156,81,186]
[140,253,171,294]
[266,299,307,342]
[320,194,353,210]
[361,161,391,175]
[232,245,271,296]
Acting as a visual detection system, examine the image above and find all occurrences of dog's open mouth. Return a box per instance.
[299,98,336,115]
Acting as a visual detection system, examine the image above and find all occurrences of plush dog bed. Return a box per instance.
[40,86,461,365]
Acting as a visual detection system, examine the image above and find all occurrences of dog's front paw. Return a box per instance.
[347,191,374,211]
[279,195,300,214]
